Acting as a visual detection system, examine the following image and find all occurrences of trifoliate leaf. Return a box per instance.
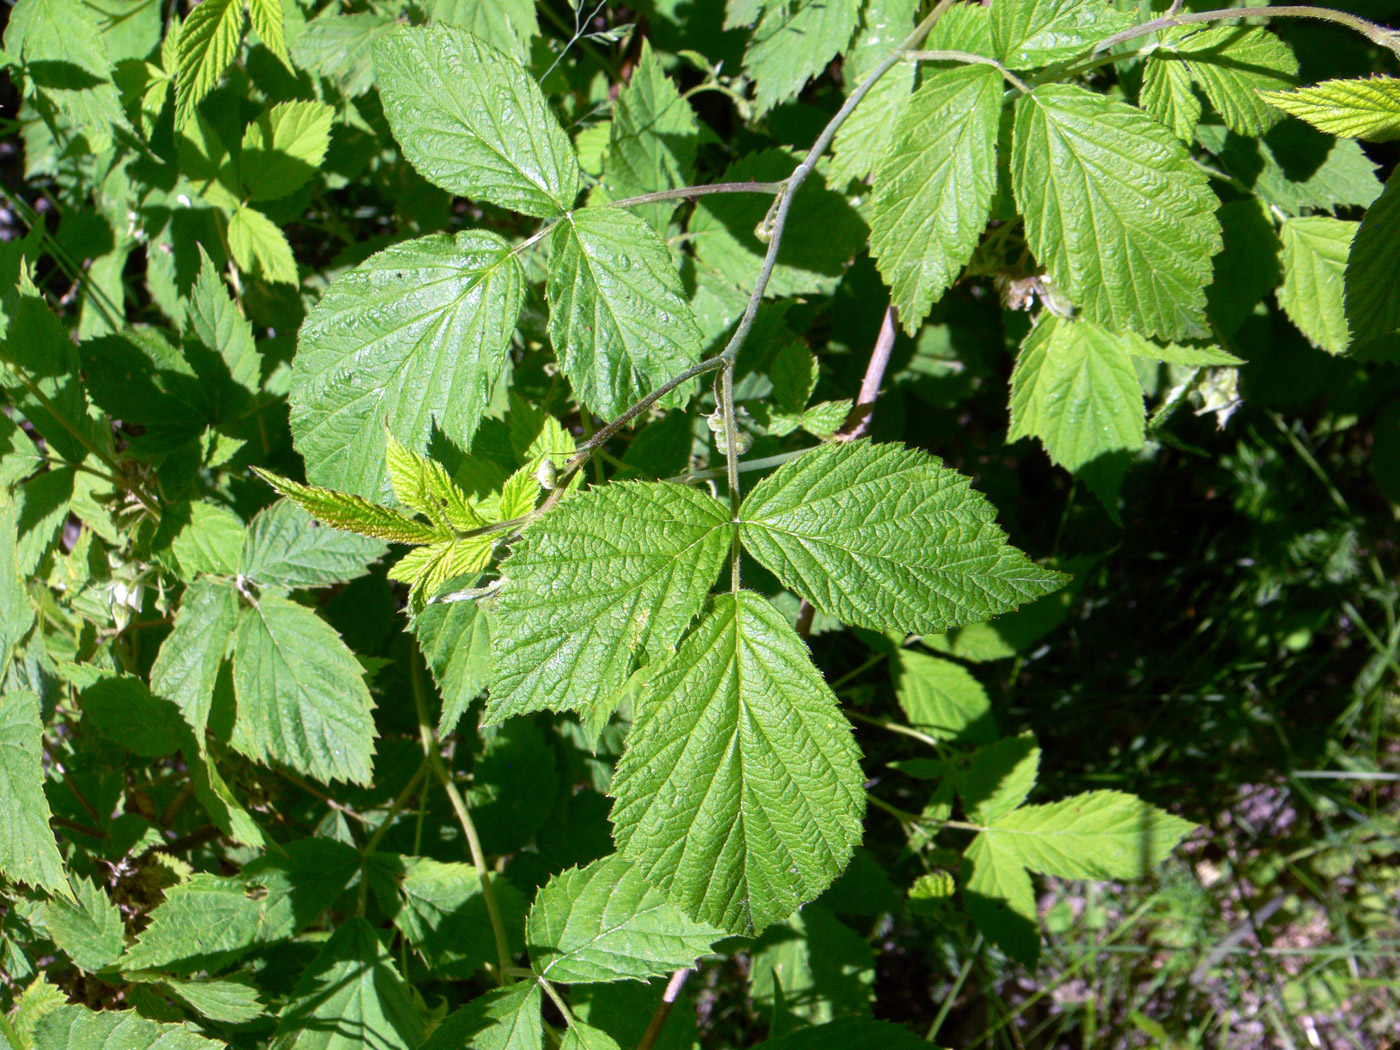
[1011,84,1222,339]
[528,854,724,983]
[741,0,860,114]
[1346,169,1400,347]
[175,0,244,129]
[290,230,525,499]
[248,0,289,66]
[253,470,442,544]
[893,650,996,743]
[738,441,1066,634]
[871,64,1002,334]
[150,579,238,739]
[41,877,123,973]
[121,873,276,974]
[1260,77,1400,141]
[991,0,1131,68]
[546,206,704,419]
[422,983,541,1050]
[373,24,579,216]
[270,918,424,1050]
[239,100,334,201]
[33,1006,222,1050]
[232,595,376,785]
[413,598,492,736]
[1279,216,1356,355]
[962,832,1039,966]
[611,591,865,935]
[0,689,67,895]
[1139,49,1200,141]
[1147,26,1296,137]
[229,204,298,285]
[487,482,732,723]
[954,734,1040,825]
[239,500,387,590]
[424,0,539,60]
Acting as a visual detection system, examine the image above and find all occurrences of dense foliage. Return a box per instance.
[1,0,1398,1047]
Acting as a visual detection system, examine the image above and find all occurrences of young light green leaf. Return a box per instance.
[270,918,424,1050]
[962,832,1039,966]
[41,877,123,974]
[1279,216,1356,355]
[240,101,334,201]
[1139,50,1200,141]
[1260,77,1400,141]
[991,0,1131,68]
[240,500,388,590]
[248,0,289,65]
[252,469,442,545]
[290,231,525,499]
[871,64,1002,334]
[373,24,579,216]
[527,854,724,983]
[1147,26,1296,137]
[611,591,866,935]
[412,599,492,736]
[388,533,495,611]
[150,579,238,739]
[741,0,860,114]
[121,873,275,974]
[33,1006,223,1050]
[175,0,245,129]
[228,204,298,285]
[983,790,1196,881]
[1346,169,1400,347]
[488,482,732,723]
[738,441,1067,635]
[955,734,1041,825]
[1011,84,1222,340]
[547,206,704,419]
[0,690,67,895]
[232,595,376,785]
[1124,338,1242,367]
[893,650,996,743]
[424,0,539,59]
[384,433,487,532]
[422,982,541,1050]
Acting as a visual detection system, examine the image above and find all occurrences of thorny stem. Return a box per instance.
[635,969,692,1050]
[1092,5,1400,57]
[409,649,513,985]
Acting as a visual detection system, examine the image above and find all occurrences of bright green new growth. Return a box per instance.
[1261,76,1400,141]
[1141,26,1297,139]
[1279,216,1357,355]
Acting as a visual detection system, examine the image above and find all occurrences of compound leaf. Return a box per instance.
[487,482,732,723]
[870,64,1002,334]
[740,0,861,114]
[231,594,376,785]
[547,206,704,419]
[175,0,244,129]
[0,689,67,895]
[738,441,1066,635]
[1346,169,1400,347]
[1279,216,1356,354]
[527,854,724,983]
[1011,84,1222,340]
[33,1006,222,1050]
[1260,76,1400,141]
[610,591,865,935]
[290,230,525,499]
[962,832,1039,966]
[373,24,579,216]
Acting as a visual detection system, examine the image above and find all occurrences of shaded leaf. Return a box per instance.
[0,689,67,895]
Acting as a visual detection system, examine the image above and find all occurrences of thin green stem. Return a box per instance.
[906,50,1033,92]
[357,759,431,914]
[926,933,982,1042]
[1092,5,1400,58]
[409,649,513,985]
[719,365,743,592]
[538,976,575,1026]
[662,447,810,485]
[606,181,784,210]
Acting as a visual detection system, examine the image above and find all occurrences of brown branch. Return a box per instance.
[635,969,691,1050]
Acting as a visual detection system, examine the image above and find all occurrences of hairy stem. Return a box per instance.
[906,50,1033,92]
[1092,4,1400,57]
[719,365,743,592]
[607,180,784,209]
[635,969,691,1050]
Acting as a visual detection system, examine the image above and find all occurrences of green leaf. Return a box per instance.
[373,24,579,216]
[150,579,239,739]
[240,100,334,201]
[424,0,539,60]
[422,983,541,1050]
[384,433,487,532]
[561,1022,622,1050]
[228,204,298,285]
[1346,169,1400,347]
[487,481,732,723]
[0,690,67,895]
[388,533,495,611]
[412,598,492,736]
[991,0,1131,68]
[1260,76,1400,141]
[170,503,245,577]
[870,64,1002,334]
[33,1006,222,1050]
[1007,314,1146,477]
[232,594,376,785]
[598,39,699,232]
[240,500,387,590]
[289,231,525,499]
[186,246,262,412]
[1139,50,1200,141]
[81,676,187,758]
[546,207,704,419]
[893,650,996,743]
[1147,26,1296,137]
[121,873,275,974]
[1011,84,1222,339]
[40,877,123,973]
[291,11,396,97]
[248,0,289,65]
[161,977,265,1024]
[527,854,724,983]
[611,591,865,935]
[1207,199,1284,335]
[826,0,919,185]
[175,0,245,129]
[741,0,860,114]
[253,470,442,545]
[1,493,36,670]
[955,733,1040,825]
[749,904,874,1023]
[962,832,1039,966]
[982,789,1196,879]
[1279,216,1356,355]
[750,1014,931,1050]
[738,441,1067,635]
[0,291,95,465]
[1195,120,1382,216]
[270,918,424,1050]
